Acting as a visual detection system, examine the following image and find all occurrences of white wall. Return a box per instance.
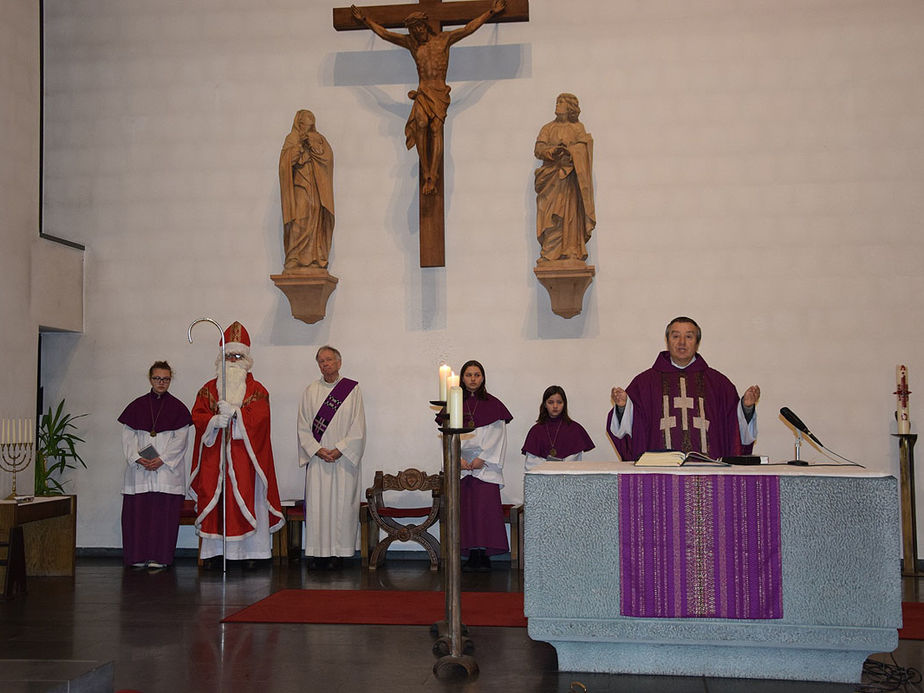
[39,0,924,549]
[0,0,40,498]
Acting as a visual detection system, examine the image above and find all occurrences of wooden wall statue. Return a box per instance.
[533,93,596,319]
[271,110,339,324]
[334,0,530,267]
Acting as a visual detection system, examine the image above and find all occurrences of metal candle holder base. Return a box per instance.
[895,433,919,576]
[433,424,478,679]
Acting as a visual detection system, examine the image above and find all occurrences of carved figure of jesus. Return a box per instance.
[350,0,506,195]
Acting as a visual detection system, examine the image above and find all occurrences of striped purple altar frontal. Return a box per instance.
[618,473,782,619]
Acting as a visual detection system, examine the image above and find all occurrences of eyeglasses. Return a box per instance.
[225,353,246,361]
[151,377,172,383]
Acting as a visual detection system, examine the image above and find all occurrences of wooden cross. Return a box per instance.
[333,0,529,267]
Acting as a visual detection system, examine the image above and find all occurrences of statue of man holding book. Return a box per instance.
[606,316,761,462]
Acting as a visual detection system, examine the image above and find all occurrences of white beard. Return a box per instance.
[215,358,251,406]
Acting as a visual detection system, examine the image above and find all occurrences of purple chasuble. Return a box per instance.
[521,418,594,459]
[118,390,192,434]
[607,351,751,461]
[461,391,513,428]
[618,473,782,619]
[312,378,358,442]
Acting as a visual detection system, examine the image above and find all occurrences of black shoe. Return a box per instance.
[201,556,221,571]
[243,559,260,571]
[477,553,492,573]
[326,556,343,570]
[462,549,481,573]
[307,556,323,570]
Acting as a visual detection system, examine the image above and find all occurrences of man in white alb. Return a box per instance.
[297,346,366,570]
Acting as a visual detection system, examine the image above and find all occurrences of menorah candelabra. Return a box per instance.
[1,418,35,501]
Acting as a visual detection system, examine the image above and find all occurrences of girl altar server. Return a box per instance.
[458,359,512,572]
[522,385,594,471]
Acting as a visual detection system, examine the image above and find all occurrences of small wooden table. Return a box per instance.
[0,495,76,597]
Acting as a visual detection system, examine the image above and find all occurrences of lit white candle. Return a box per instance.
[448,373,459,390]
[448,386,463,429]
[439,364,450,402]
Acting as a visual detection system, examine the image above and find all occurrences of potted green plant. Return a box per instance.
[35,399,87,496]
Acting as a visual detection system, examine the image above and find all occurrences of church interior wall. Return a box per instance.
[32,0,924,550]
[0,0,40,498]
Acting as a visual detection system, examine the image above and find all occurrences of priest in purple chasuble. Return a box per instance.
[297,346,366,570]
[607,317,761,461]
[118,360,192,568]
[457,360,513,572]
[522,385,595,471]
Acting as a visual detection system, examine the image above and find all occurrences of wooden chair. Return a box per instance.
[503,503,524,570]
[364,468,443,571]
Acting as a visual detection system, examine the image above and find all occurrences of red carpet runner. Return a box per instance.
[222,589,527,627]
[900,602,924,640]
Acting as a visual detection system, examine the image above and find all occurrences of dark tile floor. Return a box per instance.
[0,556,920,692]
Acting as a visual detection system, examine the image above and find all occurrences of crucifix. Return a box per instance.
[333,0,530,267]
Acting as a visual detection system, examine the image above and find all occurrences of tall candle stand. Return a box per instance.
[1,423,35,501]
[895,433,918,576]
[429,400,477,679]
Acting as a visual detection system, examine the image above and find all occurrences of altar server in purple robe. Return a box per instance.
[118,361,192,569]
[522,385,595,470]
[297,346,366,570]
[607,317,761,461]
[458,360,512,572]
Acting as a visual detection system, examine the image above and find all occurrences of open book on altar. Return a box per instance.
[634,450,724,467]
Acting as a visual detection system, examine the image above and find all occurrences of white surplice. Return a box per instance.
[121,425,190,495]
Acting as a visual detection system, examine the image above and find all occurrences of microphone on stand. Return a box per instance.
[779,407,862,468]
[779,407,823,447]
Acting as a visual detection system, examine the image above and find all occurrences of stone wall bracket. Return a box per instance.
[270,269,339,324]
[534,261,595,319]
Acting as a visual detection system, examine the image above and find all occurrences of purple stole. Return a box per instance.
[312,378,358,442]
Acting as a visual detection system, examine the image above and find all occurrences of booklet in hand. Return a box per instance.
[138,444,160,461]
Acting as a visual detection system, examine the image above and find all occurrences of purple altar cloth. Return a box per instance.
[618,473,782,619]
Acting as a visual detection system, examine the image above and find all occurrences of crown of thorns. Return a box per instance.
[404,11,429,27]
